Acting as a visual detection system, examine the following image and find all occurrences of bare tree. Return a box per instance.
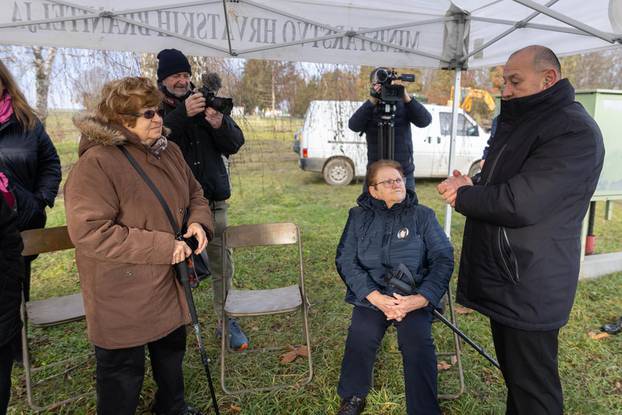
[31,46,58,125]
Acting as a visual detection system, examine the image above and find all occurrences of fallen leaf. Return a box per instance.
[229,404,242,413]
[280,349,298,364]
[450,355,458,365]
[279,345,309,364]
[437,360,452,371]
[588,331,610,340]
[296,345,309,357]
[454,305,474,315]
[614,381,622,394]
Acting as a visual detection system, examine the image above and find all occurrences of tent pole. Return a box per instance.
[222,0,234,55]
[514,0,618,43]
[443,65,462,237]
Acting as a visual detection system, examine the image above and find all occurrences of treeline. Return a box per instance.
[3,45,622,126]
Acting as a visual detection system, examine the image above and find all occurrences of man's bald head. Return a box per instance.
[502,45,562,100]
[510,45,561,76]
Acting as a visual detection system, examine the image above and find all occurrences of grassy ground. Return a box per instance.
[8,112,622,414]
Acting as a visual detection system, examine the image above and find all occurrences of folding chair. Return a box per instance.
[20,226,91,411]
[220,223,313,394]
[436,285,465,400]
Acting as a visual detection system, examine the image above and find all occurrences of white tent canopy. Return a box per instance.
[1,0,621,235]
[1,0,620,69]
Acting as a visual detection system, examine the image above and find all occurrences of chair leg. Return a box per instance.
[220,315,230,394]
[20,296,93,411]
[220,305,313,395]
[300,296,313,386]
[20,299,37,411]
[438,286,465,400]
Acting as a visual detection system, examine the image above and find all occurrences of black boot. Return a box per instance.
[151,403,204,415]
[182,406,204,415]
[337,396,366,415]
[602,317,622,334]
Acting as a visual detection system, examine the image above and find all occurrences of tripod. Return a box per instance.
[376,101,398,161]
[176,262,221,415]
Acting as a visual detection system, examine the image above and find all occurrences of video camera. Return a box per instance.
[198,72,234,116]
[383,263,416,296]
[371,68,415,103]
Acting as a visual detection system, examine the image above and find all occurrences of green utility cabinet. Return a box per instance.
[575,90,622,200]
[494,90,622,200]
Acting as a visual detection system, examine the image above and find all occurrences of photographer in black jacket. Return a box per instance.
[348,67,431,191]
[438,45,605,415]
[156,49,248,351]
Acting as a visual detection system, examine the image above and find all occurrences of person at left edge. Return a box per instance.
[64,77,214,415]
[0,190,24,415]
[0,59,61,302]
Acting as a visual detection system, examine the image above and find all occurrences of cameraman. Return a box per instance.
[348,67,431,191]
[156,49,248,351]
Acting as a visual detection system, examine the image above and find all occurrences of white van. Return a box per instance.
[293,100,490,185]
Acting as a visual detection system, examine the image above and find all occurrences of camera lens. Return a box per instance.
[375,68,389,83]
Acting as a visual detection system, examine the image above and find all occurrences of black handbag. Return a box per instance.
[118,146,211,286]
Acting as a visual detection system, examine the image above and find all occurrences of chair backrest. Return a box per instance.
[224,223,299,248]
[21,226,74,256]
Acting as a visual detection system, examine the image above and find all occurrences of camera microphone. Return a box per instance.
[198,72,234,116]
[201,72,222,94]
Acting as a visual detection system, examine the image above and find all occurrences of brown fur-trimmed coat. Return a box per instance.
[64,114,213,349]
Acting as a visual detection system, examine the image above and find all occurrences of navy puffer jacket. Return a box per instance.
[335,190,453,309]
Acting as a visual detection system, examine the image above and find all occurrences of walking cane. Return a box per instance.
[176,262,221,415]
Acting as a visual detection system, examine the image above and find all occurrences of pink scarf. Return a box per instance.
[0,92,14,124]
[0,172,15,209]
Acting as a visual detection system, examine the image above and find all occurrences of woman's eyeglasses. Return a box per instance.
[372,177,404,188]
[122,109,159,119]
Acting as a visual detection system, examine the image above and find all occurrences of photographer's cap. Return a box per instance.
[156,48,191,82]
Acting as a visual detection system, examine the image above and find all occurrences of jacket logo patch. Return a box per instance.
[397,227,409,240]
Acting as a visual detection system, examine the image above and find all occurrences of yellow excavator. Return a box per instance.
[448,87,496,113]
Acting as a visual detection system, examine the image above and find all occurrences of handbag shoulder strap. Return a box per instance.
[118,146,181,236]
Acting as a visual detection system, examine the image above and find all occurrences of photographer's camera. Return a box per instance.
[370,67,415,103]
[198,72,234,116]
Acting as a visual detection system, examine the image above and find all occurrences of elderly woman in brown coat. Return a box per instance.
[64,77,213,415]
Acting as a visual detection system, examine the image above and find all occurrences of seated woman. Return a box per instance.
[335,160,454,415]
[64,77,214,415]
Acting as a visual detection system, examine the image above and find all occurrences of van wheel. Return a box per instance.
[323,158,354,186]
[468,161,482,177]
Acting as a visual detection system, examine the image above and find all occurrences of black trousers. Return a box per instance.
[0,339,16,415]
[94,325,187,415]
[338,306,440,415]
[490,320,563,415]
